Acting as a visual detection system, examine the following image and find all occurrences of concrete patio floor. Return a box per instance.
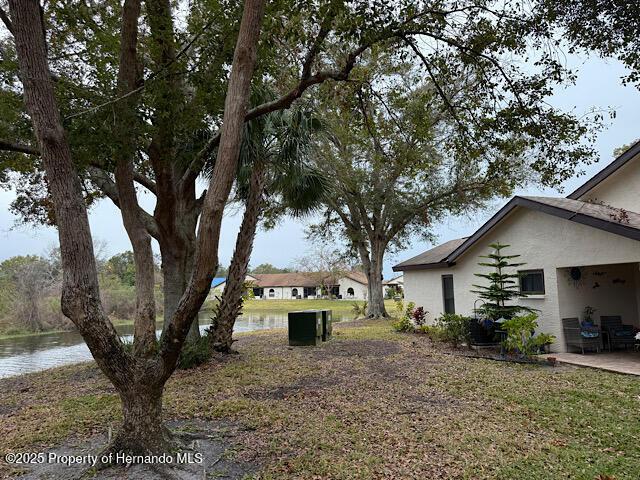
[542,350,640,376]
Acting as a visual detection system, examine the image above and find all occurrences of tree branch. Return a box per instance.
[402,35,468,133]
[0,6,13,35]
[402,30,526,111]
[181,42,373,185]
[87,166,160,239]
[0,139,39,155]
[300,10,334,80]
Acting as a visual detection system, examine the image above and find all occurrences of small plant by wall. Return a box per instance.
[434,313,471,348]
[501,313,555,357]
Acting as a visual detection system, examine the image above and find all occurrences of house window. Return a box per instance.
[292,288,298,298]
[268,288,275,298]
[519,269,545,295]
[253,287,263,298]
[442,275,455,314]
[347,287,355,297]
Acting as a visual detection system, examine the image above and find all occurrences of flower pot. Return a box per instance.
[469,320,498,345]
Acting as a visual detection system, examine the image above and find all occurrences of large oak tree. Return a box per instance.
[7,0,266,455]
[310,52,597,317]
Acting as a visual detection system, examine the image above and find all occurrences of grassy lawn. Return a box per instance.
[240,298,397,315]
[0,319,638,479]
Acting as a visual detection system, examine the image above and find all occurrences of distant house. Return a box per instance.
[383,274,404,297]
[393,141,640,353]
[247,272,368,300]
[208,271,368,300]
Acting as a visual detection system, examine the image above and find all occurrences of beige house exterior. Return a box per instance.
[394,141,640,352]
[209,272,368,300]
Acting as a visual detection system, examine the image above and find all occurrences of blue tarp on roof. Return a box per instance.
[211,277,226,288]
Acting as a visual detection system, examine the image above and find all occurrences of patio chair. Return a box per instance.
[600,316,636,350]
[562,318,603,354]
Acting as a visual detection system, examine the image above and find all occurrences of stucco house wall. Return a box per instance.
[578,151,640,212]
[403,207,640,352]
[253,275,368,300]
[338,277,368,300]
[262,285,307,299]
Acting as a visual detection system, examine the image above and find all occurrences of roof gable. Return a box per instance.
[567,139,640,200]
[394,196,640,271]
[448,196,640,263]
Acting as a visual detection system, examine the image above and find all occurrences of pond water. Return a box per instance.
[0,310,347,379]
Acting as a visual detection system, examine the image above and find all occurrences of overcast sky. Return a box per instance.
[1,53,639,278]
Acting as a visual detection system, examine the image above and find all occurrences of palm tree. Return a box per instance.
[207,104,326,353]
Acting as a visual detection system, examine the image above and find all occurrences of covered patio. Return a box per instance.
[555,261,640,356]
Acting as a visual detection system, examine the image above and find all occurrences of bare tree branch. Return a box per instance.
[0,139,39,155]
[181,41,373,185]
[0,6,13,35]
[87,166,160,239]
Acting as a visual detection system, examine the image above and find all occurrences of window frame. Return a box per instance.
[268,288,276,298]
[441,274,455,314]
[518,269,545,295]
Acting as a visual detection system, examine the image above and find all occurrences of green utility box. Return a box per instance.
[288,310,323,346]
[321,309,332,341]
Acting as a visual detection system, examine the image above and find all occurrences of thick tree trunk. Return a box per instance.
[10,0,266,458]
[158,0,266,371]
[8,0,131,385]
[161,246,200,343]
[367,267,386,317]
[359,240,387,318]
[109,385,171,455]
[146,0,201,344]
[209,162,266,353]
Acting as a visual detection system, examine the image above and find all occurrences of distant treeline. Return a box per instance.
[0,249,162,336]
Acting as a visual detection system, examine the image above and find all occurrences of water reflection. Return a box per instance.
[0,310,345,379]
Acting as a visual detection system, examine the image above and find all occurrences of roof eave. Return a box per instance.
[567,139,640,200]
[392,261,453,272]
[447,196,640,264]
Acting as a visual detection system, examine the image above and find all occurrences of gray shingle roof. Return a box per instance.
[521,196,640,230]
[393,237,468,270]
[393,195,640,272]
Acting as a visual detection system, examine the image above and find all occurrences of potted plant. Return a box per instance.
[582,305,596,325]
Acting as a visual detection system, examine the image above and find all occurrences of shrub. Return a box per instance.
[501,313,556,357]
[392,315,414,332]
[352,301,368,318]
[415,324,443,340]
[391,302,429,333]
[435,313,471,347]
[412,306,426,326]
[392,300,414,332]
[394,299,406,318]
[176,336,212,369]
